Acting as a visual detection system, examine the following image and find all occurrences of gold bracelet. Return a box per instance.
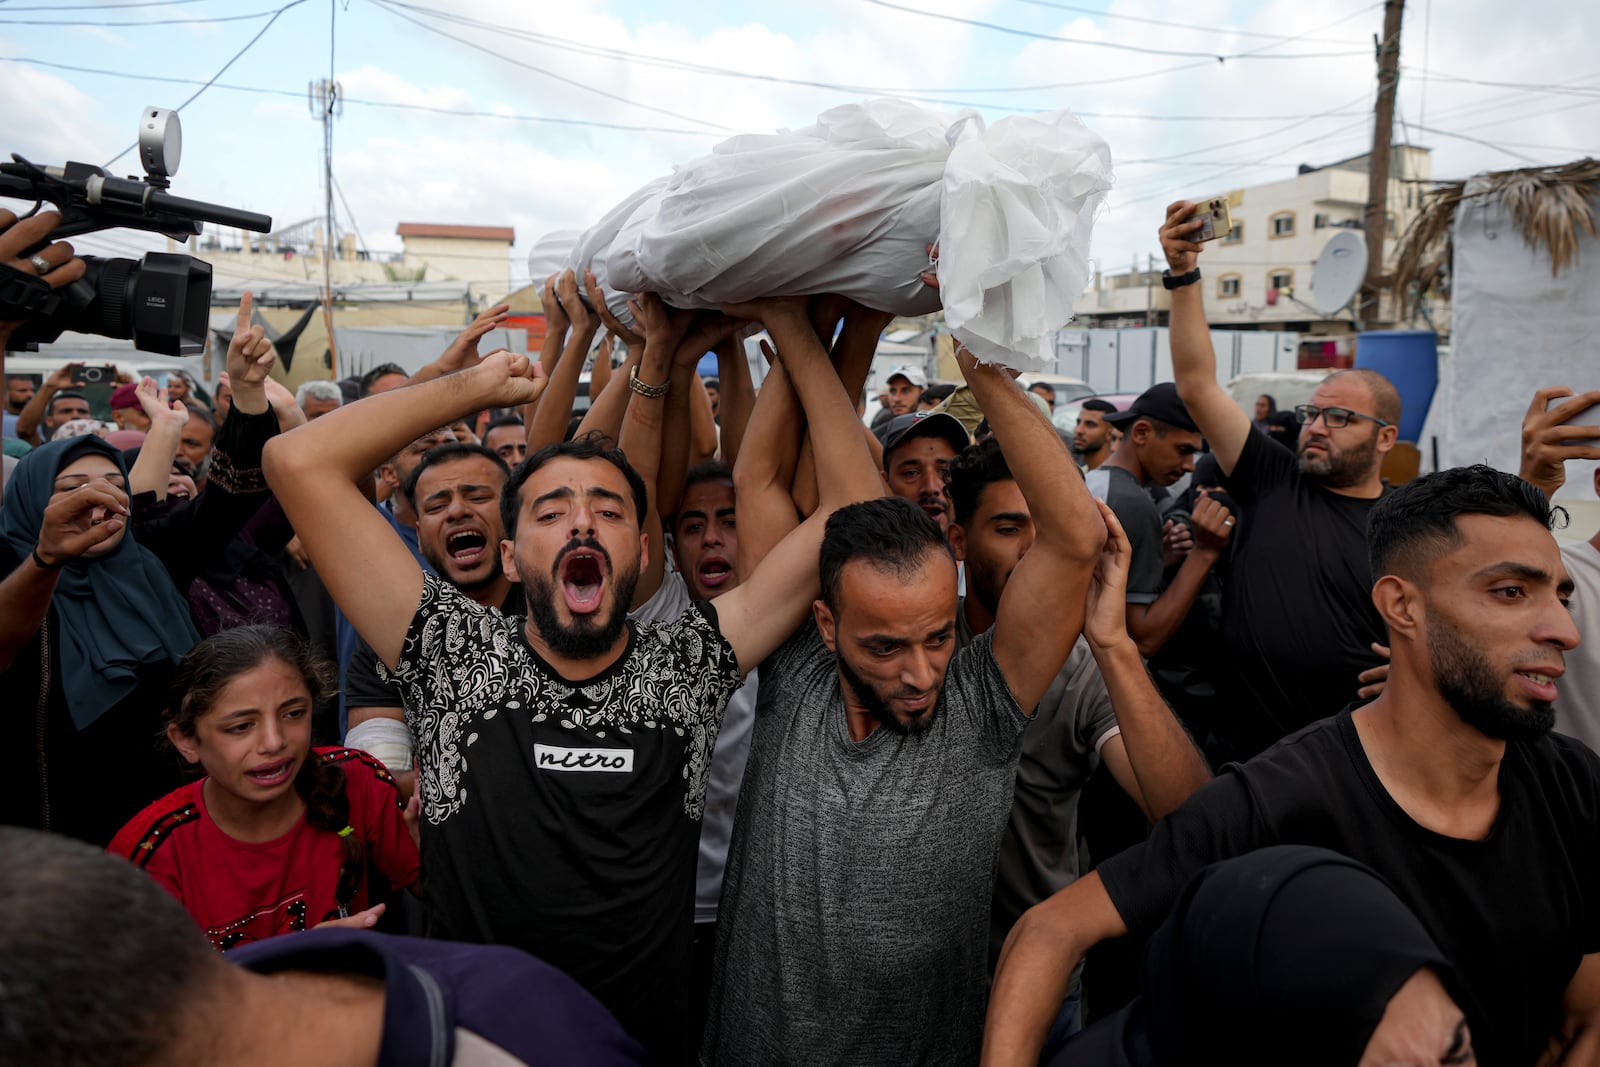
[628,365,669,399]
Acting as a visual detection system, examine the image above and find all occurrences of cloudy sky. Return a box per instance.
[3,0,1595,298]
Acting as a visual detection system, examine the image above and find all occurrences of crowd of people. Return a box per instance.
[2,195,1600,1067]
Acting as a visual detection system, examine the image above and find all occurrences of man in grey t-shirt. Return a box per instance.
[945,436,1212,1042]
[703,348,1108,1066]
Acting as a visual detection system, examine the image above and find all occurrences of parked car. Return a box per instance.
[1019,374,1096,408]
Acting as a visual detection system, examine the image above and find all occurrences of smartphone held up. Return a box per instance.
[1190,198,1234,243]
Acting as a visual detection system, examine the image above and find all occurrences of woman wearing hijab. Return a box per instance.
[1046,845,1474,1066]
[0,436,201,845]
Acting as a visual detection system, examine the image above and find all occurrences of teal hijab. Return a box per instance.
[0,436,199,729]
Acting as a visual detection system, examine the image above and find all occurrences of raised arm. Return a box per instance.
[537,273,569,376]
[982,873,1128,1067]
[263,352,546,667]
[408,302,511,387]
[792,302,893,516]
[527,270,599,452]
[731,349,803,580]
[575,270,644,442]
[1160,201,1252,475]
[615,293,697,609]
[1520,385,1600,499]
[713,334,755,467]
[1123,493,1236,658]
[1082,501,1211,820]
[713,298,883,674]
[968,346,1106,713]
[127,378,191,500]
[14,363,78,446]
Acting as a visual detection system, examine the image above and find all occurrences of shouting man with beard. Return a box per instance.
[1159,201,1401,758]
[262,293,882,1067]
[986,465,1600,1067]
[703,346,1107,1066]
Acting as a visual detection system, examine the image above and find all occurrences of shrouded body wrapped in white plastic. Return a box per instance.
[565,177,670,328]
[937,111,1114,369]
[576,99,1113,371]
[526,228,583,288]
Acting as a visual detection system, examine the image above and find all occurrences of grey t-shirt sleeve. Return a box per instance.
[945,627,1030,760]
[1067,646,1120,753]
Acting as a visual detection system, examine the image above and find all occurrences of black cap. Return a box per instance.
[877,411,970,467]
[1105,382,1199,434]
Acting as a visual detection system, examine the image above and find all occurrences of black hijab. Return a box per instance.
[0,436,199,729]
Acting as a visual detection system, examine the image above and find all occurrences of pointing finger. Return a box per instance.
[236,291,253,333]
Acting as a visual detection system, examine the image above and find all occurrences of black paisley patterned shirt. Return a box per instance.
[386,574,743,1066]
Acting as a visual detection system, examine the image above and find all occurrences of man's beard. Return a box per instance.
[1298,428,1378,488]
[837,651,938,737]
[1430,611,1556,743]
[525,539,640,660]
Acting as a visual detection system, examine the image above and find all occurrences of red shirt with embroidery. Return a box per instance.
[108,748,420,949]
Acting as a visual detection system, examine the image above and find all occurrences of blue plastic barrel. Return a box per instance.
[1355,330,1437,442]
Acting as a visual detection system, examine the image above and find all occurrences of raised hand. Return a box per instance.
[584,269,643,347]
[475,348,549,409]
[44,363,87,392]
[675,311,744,370]
[134,376,188,432]
[438,302,511,375]
[1160,201,1206,274]
[1083,499,1130,650]
[629,293,695,353]
[542,272,570,335]
[1519,386,1600,499]
[35,479,130,567]
[1161,518,1194,569]
[227,291,275,386]
[554,269,597,338]
[719,295,810,329]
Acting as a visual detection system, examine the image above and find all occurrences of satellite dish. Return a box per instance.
[1310,231,1368,316]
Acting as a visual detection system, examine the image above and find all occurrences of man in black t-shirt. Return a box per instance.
[1156,201,1402,757]
[985,465,1600,1067]
[264,294,883,1065]
[344,442,519,800]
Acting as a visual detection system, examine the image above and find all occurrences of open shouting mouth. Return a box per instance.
[559,545,608,615]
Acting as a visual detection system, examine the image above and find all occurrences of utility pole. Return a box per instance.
[309,77,342,377]
[1357,0,1405,330]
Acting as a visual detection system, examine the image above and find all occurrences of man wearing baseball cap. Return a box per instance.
[870,364,928,433]
[1088,382,1236,658]
[109,382,153,434]
[877,409,970,534]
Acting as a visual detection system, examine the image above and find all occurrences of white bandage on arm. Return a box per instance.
[344,716,415,775]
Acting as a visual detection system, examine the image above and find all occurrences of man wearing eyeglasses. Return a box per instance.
[1155,202,1400,759]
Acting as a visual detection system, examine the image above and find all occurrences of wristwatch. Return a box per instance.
[1161,268,1201,290]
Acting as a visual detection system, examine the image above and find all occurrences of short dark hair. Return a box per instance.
[918,384,956,406]
[485,413,525,435]
[702,377,720,390]
[501,432,649,540]
[403,442,510,507]
[1031,381,1056,397]
[47,390,88,415]
[819,496,952,609]
[1368,465,1563,583]
[945,438,1012,528]
[1081,398,1117,415]
[359,362,408,397]
[0,827,222,1067]
[183,400,216,430]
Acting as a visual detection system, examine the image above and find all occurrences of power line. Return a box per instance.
[101,0,310,168]
[1002,0,1369,45]
[0,57,728,137]
[365,0,739,133]
[0,0,208,9]
[0,5,290,26]
[1404,69,1600,98]
[857,0,1372,61]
